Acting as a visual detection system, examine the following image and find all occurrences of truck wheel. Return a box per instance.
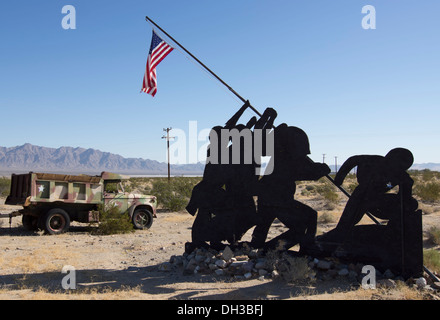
[22,215,38,231]
[43,208,70,235]
[132,208,153,230]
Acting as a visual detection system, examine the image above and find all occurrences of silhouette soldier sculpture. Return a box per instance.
[318,148,423,277]
[185,102,276,252]
[250,124,331,253]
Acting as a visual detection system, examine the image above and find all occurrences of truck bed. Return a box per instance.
[5,172,103,205]
[5,173,32,205]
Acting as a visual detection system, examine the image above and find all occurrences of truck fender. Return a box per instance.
[128,204,156,218]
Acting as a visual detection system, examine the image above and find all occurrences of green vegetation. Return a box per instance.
[93,204,134,235]
[427,226,440,246]
[409,169,440,202]
[0,177,10,197]
[126,176,202,212]
[424,249,440,274]
[299,179,339,203]
[149,177,201,212]
[413,181,440,202]
[316,182,339,203]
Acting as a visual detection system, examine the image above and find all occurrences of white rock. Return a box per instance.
[377,279,396,289]
[416,277,427,288]
[221,246,234,261]
[258,269,268,276]
[214,269,224,276]
[215,259,228,268]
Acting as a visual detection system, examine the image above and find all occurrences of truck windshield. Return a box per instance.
[104,181,125,193]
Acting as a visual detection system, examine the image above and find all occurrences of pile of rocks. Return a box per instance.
[159,244,439,292]
[164,245,277,280]
[161,244,360,282]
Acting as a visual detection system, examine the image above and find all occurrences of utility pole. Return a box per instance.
[162,127,175,181]
[335,156,338,173]
[322,154,326,164]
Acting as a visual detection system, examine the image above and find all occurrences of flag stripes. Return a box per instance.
[141,30,174,97]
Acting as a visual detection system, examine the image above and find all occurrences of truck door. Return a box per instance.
[103,181,129,213]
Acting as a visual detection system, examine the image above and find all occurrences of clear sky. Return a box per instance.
[1,1,439,166]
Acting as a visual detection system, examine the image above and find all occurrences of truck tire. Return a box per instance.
[22,215,38,231]
[132,208,153,230]
[42,208,70,235]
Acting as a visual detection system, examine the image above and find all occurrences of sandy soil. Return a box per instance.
[0,197,439,300]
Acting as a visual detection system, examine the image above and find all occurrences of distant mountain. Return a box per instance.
[0,143,205,176]
[410,163,440,172]
[0,143,437,176]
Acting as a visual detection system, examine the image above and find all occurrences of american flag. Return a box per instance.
[141,30,174,97]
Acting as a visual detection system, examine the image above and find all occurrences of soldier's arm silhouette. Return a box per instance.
[225,100,251,129]
[334,155,364,186]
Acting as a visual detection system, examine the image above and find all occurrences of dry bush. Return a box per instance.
[424,249,440,273]
[318,212,337,224]
[426,226,440,246]
[265,250,313,283]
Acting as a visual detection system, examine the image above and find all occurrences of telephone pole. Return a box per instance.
[162,127,175,181]
[335,156,338,173]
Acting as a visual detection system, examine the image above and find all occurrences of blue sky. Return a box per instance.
[1,1,439,166]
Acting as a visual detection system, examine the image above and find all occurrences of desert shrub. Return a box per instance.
[94,204,134,235]
[413,182,440,202]
[150,177,201,212]
[345,182,358,194]
[316,183,339,203]
[265,251,313,282]
[424,249,440,273]
[427,226,440,246]
[410,169,440,183]
[318,212,336,224]
[420,169,440,181]
[0,177,11,197]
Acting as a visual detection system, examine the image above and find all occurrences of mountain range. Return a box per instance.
[0,143,205,176]
[0,143,437,176]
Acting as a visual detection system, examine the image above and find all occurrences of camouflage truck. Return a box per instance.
[5,171,157,234]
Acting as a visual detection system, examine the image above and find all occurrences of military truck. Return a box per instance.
[5,171,157,234]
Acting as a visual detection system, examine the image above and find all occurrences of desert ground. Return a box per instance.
[0,178,440,301]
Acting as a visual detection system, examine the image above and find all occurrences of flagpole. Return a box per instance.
[145,16,262,117]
